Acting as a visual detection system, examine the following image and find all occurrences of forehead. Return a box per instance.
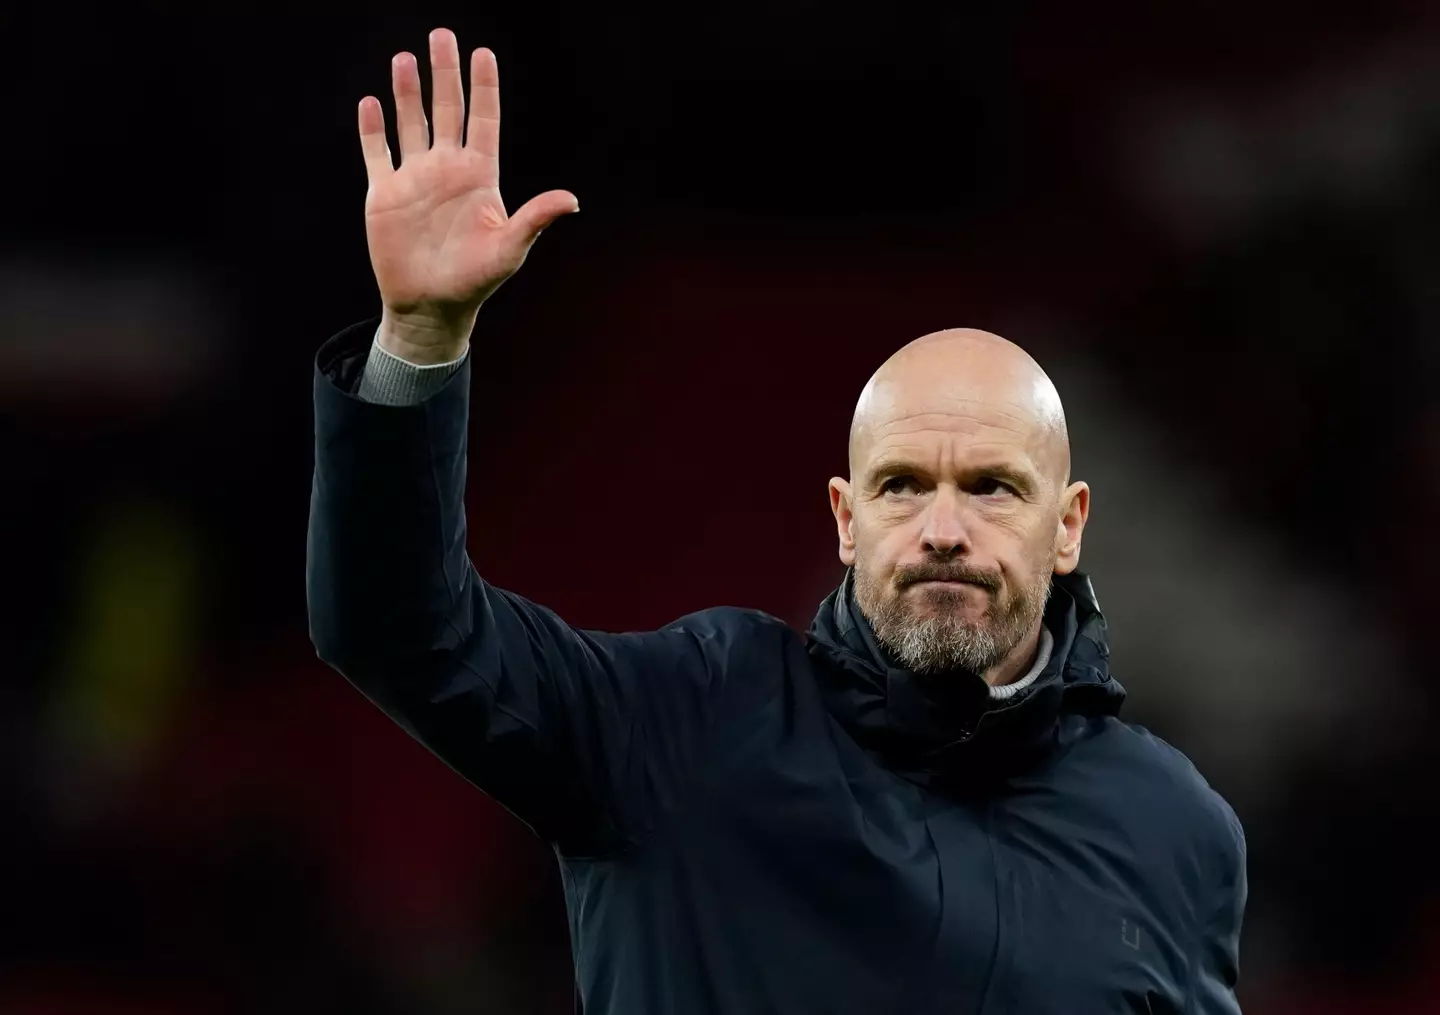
[855,383,1053,472]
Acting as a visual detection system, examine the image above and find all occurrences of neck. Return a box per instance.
[984,622,1044,688]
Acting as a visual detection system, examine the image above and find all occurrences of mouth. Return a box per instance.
[910,579,988,591]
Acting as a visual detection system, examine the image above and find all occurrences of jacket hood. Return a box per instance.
[805,568,1124,789]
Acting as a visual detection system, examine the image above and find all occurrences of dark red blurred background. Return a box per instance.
[4,5,1440,1012]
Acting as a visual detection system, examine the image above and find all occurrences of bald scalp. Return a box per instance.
[847,328,1071,488]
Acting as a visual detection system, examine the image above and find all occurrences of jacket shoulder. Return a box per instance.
[651,606,806,705]
[659,604,793,638]
[1092,717,1245,858]
[659,605,799,664]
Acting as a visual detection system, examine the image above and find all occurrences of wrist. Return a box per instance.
[377,307,475,366]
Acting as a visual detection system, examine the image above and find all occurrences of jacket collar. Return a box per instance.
[804,568,1124,790]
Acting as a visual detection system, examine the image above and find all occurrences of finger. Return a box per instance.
[391,51,429,161]
[465,47,500,187]
[428,28,464,148]
[357,96,393,183]
[508,189,580,246]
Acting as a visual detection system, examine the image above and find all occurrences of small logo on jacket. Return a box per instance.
[1121,918,1142,950]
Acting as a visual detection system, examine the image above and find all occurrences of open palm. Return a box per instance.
[358,29,578,355]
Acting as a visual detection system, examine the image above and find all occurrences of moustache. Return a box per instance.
[896,564,1001,592]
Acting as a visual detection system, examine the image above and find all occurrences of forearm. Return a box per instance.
[306,321,474,679]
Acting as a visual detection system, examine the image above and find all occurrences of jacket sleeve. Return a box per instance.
[305,321,733,853]
[1186,810,1247,1014]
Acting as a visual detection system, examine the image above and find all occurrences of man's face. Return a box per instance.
[830,345,1085,678]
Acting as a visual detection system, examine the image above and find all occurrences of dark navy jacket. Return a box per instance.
[307,322,1246,1014]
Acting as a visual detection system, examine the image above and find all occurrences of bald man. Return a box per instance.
[307,28,1245,1015]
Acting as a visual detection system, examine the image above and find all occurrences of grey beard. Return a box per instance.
[855,568,1052,676]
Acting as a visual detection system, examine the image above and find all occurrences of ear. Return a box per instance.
[1052,481,1090,576]
[829,476,857,567]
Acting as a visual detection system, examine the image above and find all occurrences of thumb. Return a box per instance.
[509,189,580,246]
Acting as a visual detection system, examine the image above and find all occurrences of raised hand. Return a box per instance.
[358,28,579,364]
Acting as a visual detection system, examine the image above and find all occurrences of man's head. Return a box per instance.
[829,329,1089,681]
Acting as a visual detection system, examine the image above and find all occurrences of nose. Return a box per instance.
[919,486,974,556]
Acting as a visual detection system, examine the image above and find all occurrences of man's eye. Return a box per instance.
[882,476,919,495]
[974,477,1015,497]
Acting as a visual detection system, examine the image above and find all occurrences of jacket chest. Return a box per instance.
[692,749,1186,1013]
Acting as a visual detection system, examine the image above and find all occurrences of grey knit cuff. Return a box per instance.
[356,329,469,405]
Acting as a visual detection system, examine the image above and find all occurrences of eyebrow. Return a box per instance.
[866,459,1038,495]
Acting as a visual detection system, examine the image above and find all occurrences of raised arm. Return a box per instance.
[307,29,732,854]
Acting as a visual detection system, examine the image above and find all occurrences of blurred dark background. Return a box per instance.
[4,4,1440,1012]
